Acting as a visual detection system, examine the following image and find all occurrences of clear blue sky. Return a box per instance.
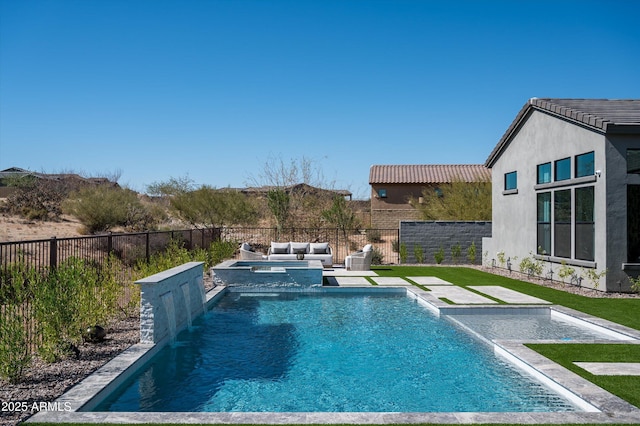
[1,0,639,198]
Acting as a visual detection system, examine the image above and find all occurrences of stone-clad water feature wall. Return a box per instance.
[136,261,207,344]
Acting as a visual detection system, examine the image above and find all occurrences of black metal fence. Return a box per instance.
[0,228,220,279]
[0,226,400,283]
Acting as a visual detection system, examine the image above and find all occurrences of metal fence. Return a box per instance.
[0,227,398,363]
[0,228,221,279]
[0,226,399,282]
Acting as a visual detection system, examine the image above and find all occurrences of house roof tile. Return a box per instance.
[485,98,640,168]
[369,164,490,184]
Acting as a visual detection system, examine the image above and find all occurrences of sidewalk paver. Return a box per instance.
[574,362,640,376]
[328,276,372,286]
[370,277,411,286]
[425,286,497,304]
[407,276,453,285]
[468,285,551,304]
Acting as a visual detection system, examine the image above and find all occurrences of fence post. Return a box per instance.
[49,236,57,270]
[107,232,113,255]
[146,231,150,264]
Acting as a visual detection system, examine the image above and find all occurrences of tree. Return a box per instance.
[247,155,337,228]
[146,175,195,197]
[266,189,290,239]
[63,186,156,233]
[409,177,491,221]
[170,186,258,229]
[321,195,361,255]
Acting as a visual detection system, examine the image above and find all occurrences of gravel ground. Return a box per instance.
[1,269,636,426]
[0,316,140,426]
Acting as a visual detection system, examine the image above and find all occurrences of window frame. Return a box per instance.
[504,171,517,191]
[537,162,552,184]
[575,151,595,178]
[554,157,571,182]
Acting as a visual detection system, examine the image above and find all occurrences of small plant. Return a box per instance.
[496,251,506,268]
[0,264,33,383]
[482,250,489,266]
[371,246,384,265]
[399,242,408,264]
[557,261,575,284]
[582,268,607,290]
[629,275,640,293]
[434,246,445,264]
[451,243,462,264]
[414,245,424,264]
[391,239,399,253]
[467,241,477,264]
[519,255,543,278]
[366,228,382,243]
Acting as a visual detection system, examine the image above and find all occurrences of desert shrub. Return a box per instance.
[557,261,575,284]
[366,228,382,243]
[434,246,445,264]
[34,257,123,362]
[467,241,477,264]
[0,261,35,383]
[206,240,237,267]
[413,245,424,264]
[3,176,78,220]
[451,243,462,264]
[64,186,155,233]
[519,255,543,278]
[371,246,384,265]
[399,242,408,264]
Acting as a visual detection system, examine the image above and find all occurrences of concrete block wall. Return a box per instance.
[372,209,421,229]
[399,221,492,264]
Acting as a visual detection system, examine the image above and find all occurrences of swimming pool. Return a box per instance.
[95,291,581,413]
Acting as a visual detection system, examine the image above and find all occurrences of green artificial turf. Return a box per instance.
[526,343,640,409]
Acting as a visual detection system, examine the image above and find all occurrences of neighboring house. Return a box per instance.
[239,183,352,200]
[369,164,490,228]
[483,98,640,292]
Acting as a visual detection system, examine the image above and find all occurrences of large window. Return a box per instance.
[575,152,594,178]
[628,149,640,174]
[537,163,551,184]
[575,187,594,261]
[554,158,571,181]
[554,190,571,258]
[537,192,551,255]
[504,171,517,191]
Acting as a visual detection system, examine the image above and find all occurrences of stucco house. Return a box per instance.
[369,164,490,228]
[483,98,640,292]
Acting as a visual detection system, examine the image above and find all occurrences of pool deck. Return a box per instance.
[27,271,640,425]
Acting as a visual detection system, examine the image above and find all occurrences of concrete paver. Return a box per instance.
[407,276,452,285]
[574,362,640,376]
[328,276,372,286]
[468,285,551,304]
[425,285,497,304]
[370,277,411,286]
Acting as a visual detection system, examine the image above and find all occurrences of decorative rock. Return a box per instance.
[84,325,107,343]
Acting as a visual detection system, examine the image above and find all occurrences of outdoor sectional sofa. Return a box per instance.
[268,242,333,266]
[239,241,333,266]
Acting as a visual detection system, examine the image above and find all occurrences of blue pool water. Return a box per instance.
[96,292,577,412]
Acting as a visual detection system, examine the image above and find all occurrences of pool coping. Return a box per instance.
[27,285,640,424]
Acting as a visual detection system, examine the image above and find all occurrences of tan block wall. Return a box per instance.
[371,209,421,229]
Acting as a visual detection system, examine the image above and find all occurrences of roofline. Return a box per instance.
[485,98,640,168]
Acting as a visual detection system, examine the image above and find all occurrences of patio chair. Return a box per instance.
[345,244,373,271]
[239,242,266,260]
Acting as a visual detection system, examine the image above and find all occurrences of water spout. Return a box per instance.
[180,282,193,329]
[160,291,177,345]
